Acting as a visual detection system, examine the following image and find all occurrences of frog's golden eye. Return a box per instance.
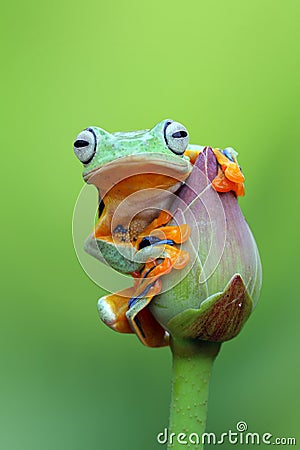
[73,128,96,164]
[164,121,189,155]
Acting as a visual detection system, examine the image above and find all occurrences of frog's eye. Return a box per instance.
[73,129,97,164]
[164,121,189,155]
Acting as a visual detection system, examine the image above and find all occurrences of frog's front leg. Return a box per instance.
[131,210,191,296]
[135,210,190,266]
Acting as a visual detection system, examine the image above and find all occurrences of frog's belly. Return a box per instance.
[110,181,182,240]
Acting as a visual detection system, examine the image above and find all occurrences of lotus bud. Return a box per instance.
[150,147,262,342]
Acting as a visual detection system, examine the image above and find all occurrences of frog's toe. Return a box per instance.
[184,148,202,164]
[137,224,190,250]
[149,224,190,244]
[163,245,190,269]
[140,210,173,236]
[212,148,245,196]
[97,288,135,334]
[97,298,116,327]
[212,167,245,197]
[224,163,245,184]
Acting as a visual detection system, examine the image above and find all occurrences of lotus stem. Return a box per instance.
[167,338,221,449]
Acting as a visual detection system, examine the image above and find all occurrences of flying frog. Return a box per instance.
[73,119,245,347]
[74,119,192,274]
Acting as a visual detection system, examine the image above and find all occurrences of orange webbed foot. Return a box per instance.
[139,210,173,237]
[136,208,190,250]
[212,167,245,197]
[148,224,190,244]
[212,148,245,196]
[161,244,190,269]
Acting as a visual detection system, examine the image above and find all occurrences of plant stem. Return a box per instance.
[167,338,221,450]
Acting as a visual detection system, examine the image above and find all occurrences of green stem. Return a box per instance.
[167,338,221,450]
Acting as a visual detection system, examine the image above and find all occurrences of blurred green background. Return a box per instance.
[1,1,300,449]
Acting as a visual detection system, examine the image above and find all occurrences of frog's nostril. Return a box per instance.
[74,139,89,148]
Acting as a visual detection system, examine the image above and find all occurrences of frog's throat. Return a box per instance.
[83,154,192,193]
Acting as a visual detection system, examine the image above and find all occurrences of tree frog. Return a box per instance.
[74,119,244,347]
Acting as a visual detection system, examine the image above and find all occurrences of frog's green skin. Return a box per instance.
[74,119,196,274]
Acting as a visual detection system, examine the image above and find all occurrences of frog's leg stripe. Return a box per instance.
[128,280,158,340]
[134,316,145,338]
[135,307,169,347]
[139,236,175,250]
[132,309,169,347]
[142,263,159,280]
[135,258,173,296]
[128,281,156,309]
[126,280,168,347]
[132,259,160,281]
[126,281,160,321]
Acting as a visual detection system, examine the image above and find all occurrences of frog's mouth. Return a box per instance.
[83,153,192,194]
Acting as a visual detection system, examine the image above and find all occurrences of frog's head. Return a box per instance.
[73,119,192,196]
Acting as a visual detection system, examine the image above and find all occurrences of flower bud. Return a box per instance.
[149,148,262,342]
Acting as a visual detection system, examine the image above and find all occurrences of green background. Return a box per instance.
[2,1,299,449]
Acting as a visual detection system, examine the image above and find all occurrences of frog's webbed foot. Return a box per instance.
[136,210,190,252]
[134,209,190,271]
[212,167,245,197]
[185,146,245,197]
[212,148,245,197]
